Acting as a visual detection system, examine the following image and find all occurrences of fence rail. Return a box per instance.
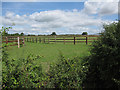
[24,35,100,45]
[2,36,25,48]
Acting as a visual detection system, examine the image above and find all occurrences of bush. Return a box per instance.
[51,32,56,35]
[44,54,88,88]
[83,21,120,88]
[82,32,88,35]
[2,48,43,88]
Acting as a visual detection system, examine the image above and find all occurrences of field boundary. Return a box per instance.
[24,35,100,45]
[2,36,25,48]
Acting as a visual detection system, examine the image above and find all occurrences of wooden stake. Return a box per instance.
[44,38,45,43]
[29,37,31,42]
[32,38,34,43]
[55,36,56,43]
[36,38,37,43]
[27,38,28,42]
[64,37,65,45]
[23,37,25,46]
[39,37,41,43]
[86,36,88,45]
[18,37,20,48]
[48,37,49,44]
[74,37,75,45]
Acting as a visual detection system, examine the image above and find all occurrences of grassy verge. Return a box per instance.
[6,42,90,72]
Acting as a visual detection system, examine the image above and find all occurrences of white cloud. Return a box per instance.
[82,1,118,15]
[82,2,98,14]
[2,0,118,35]
[29,10,104,31]
[98,3,118,15]
[5,11,15,18]
[87,0,119,2]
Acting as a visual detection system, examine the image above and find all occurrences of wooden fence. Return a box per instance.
[25,35,100,45]
[2,36,25,48]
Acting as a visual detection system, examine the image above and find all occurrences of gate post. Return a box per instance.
[18,37,20,48]
[74,37,75,45]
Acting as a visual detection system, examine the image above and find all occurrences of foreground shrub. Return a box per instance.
[2,48,43,88]
[44,55,88,88]
[83,21,120,88]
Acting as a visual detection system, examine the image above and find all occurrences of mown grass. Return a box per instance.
[6,42,91,72]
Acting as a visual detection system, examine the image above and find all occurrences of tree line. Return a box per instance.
[0,27,88,36]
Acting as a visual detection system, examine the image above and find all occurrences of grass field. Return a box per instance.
[6,42,91,72]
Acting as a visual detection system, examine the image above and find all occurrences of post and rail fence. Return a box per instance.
[1,35,100,48]
[24,35,100,45]
[2,36,25,48]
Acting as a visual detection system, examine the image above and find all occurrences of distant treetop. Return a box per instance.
[51,32,57,35]
[82,32,88,35]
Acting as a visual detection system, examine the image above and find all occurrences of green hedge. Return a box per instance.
[2,48,43,88]
[83,21,120,88]
[43,54,88,88]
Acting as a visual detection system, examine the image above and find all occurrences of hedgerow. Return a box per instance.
[2,48,43,88]
[83,21,120,88]
[44,54,88,88]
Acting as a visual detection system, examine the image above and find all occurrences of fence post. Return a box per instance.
[18,37,20,48]
[44,38,45,43]
[25,37,26,42]
[48,37,49,44]
[6,37,8,44]
[64,37,65,45]
[86,36,88,45]
[32,38,34,43]
[74,37,75,45]
[36,37,37,43]
[23,37,25,46]
[55,36,56,43]
[27,38,28,42]
[39,37,41,43]
[30,37,31,42]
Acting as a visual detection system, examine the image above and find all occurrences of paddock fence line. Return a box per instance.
[2,36,25,48]
[24,35,100,45]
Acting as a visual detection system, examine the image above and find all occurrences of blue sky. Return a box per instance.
[1,1,118,35]
[2,2,84,15]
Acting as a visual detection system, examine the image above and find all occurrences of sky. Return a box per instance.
[0,0,119,35]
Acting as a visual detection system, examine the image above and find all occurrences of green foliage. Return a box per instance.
[0,26,12,36]
[20,32,24,36]
[28,34,36,36]
[83,21,120,88]
[44,54,88,88]
[7,42,90,72]
[7,33,23,36]
[82,32,88,35]
[2,48,43,88]
[51,32,57,35]
[2,43,15,47]
[0,26,24,36]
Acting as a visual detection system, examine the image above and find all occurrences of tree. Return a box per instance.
[82,32,88,35]
[83,21,120,88]
[14,33,19,36]
[20,32,24,36]
[0,26,12,36]
[51,32,56,35]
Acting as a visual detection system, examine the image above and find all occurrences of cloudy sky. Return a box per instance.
[0,0,119,35]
